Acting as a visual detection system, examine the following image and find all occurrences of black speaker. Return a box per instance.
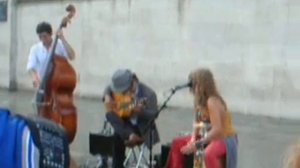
[184,154,194,168]
[89,133,114,156]
[160,143,171,167]
[158,143,194,168]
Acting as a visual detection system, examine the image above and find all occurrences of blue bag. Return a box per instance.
[0,107,70,168]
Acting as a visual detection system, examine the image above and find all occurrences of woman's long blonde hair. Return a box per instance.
[283,140,300,168]
[188,68,226,111]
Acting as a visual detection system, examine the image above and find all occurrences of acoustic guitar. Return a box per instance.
[194,121,210,168]
[105,93,147,119]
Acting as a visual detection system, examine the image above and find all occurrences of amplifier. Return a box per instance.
[158,143,194,168]
[89,133,114,156]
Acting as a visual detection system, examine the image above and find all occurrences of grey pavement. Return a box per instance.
[0,88,300,168]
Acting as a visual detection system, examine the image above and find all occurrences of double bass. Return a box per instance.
[34,4,77,144]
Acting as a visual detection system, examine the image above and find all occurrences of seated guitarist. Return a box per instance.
[102,69,160,168]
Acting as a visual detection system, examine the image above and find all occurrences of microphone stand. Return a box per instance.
[142,88,179,167]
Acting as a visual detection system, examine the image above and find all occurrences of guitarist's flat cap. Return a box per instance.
[111,69,134,93]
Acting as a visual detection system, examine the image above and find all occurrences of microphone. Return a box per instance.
[171,81,192,92]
